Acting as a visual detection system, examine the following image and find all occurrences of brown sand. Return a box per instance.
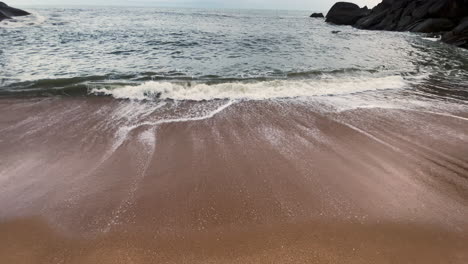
[0,97,467,263]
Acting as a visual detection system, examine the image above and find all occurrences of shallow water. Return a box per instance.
[1,7,467,101]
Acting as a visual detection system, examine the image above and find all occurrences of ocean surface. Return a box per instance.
[1,7,467,101]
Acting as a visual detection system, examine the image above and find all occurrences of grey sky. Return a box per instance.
[8,0,380,11]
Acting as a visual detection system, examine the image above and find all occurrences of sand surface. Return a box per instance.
[0,96,467,263]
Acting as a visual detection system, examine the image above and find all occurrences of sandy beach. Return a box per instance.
[1,96,467,263]
[2,1,468,262]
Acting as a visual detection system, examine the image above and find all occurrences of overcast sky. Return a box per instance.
[8,0,380,11]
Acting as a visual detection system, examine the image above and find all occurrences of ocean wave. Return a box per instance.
[90,75,408,101]
[0,68,398,96]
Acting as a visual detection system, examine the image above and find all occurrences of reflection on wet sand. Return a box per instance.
[0,95,467,263]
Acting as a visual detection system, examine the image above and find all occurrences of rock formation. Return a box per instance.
[326,0,468,49]
[0,2,30,22]
[310,13,325,18]
[326,2,369,25]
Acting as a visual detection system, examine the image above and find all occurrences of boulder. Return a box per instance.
[371,0,394,14]
[0,9,11,21]
[428,0,449,17]
[442,17,468,48]
[411,1,433,19]
[324,0,468,49]
[310,13,324,18]
[401,1,417,18]
[326,2,370,25]
[442,31,468,48]
[433,0,468,19]
[371,7,405,30]
[410,18,456,33]
[396,15,414,30]
[0,2,30,19]
[355,10,388,29]
[374,13,398,30]
[391,0,410,10]
[453,17,468,34]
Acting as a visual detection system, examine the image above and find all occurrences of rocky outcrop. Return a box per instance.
[410,18,455,33]
[326,0,468,49]
[0,10,11,21]
[310,13,324,18]
[0,2,30,22]
[326,2,370,25]
[442,17,468,48]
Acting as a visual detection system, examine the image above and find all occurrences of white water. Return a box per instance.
[422,36,441,42]
[0,12,46,28]
[90,75,407,101]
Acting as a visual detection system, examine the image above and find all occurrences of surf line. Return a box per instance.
[111,99,235,166]
[125,99,235,131]
[109,99,234,167]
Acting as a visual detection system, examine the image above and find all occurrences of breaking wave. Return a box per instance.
[90,75,408,101]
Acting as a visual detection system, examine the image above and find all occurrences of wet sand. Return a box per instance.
[0,96,467,263]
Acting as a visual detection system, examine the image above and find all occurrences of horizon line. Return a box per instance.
[12,4,328,13]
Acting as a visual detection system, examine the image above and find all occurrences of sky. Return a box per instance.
[8,0,380,11]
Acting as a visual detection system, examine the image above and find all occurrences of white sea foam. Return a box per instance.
[0,12,46,28]
[128,100,235,129]
[90,75,408,101]
[422,36,441,42]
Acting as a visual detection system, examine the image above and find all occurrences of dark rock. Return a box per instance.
[396,15,413,30]
[453,17,468,34]
[0,9,11,21]
[442,17,468,48]
[310,13,324,18]
[371,0,393,14]
[442,31,468,48]
[355,10,388,29]
[390,8,404,25]
[437,0,468,19]
[391,0,410,10]
[374,7,404,30]
[412,1,433,19]
[410,18,456,33]
[373,13,394,30]
[324,0,468,49]
[326,2,370,25]
[331,30,341,34]
[0,2,30,19]
[428,0,448,17]
[401,1,417,18]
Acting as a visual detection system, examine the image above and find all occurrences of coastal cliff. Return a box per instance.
[326,0,468,49]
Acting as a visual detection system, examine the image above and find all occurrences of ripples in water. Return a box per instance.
[0,7,467,102]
